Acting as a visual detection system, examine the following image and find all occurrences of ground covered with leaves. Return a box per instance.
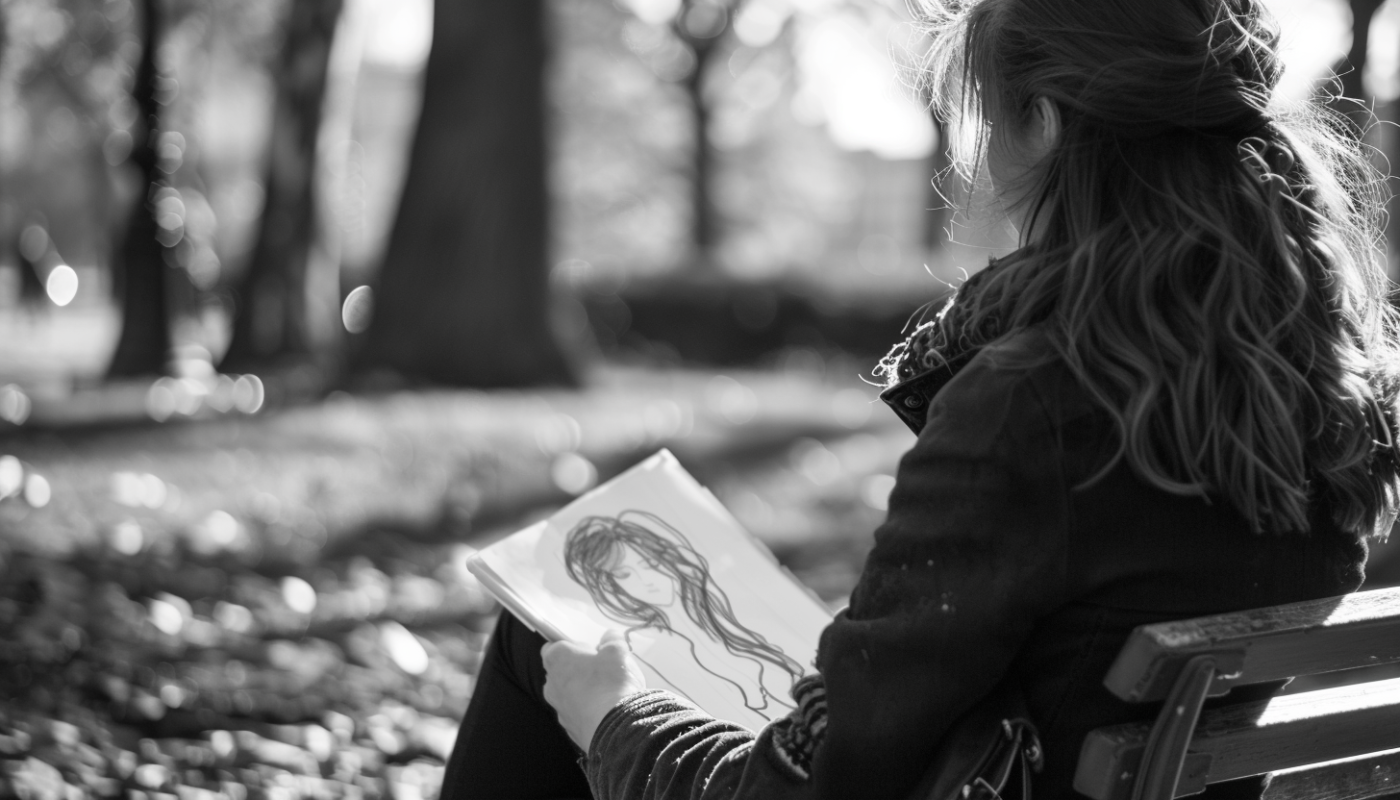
[0,365,912,800]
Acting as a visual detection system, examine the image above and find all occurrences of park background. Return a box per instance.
[0,0,1398,798]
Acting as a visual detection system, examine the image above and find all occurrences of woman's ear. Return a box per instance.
[1030,96,1062,158]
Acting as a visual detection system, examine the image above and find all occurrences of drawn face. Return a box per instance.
[611,546,676,607]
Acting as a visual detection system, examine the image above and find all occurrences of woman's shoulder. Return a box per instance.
[895,326,1120,501]
[933,327,1106,436]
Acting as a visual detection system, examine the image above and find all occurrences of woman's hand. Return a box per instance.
[542,630,648,753]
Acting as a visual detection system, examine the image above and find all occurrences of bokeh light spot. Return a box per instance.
[304,725,335,762]
[342,285,375,334]
[139,473,167,508]
[733,2,785,47]
[364,0,434,69]
[551,452,598,495]
[109,520,144,556]
[190,510,240,556]
[535,413,583,455]
[832,388,873,429]
[619,0,680,25]
[861,474,897,511]
[23,474,51,508]
[148,596,185,636]
[111,472,144,507]
[159,683,185,708]
[146,378,178,422]
[0,385,31,425]
[682,3,727,38]
[45,265,78,306]
[207,374,237,413]
[172,377,207,416]
[380,622,429,675]
[214,601,254,633]
[0,456,22,499]
[790,439,841,485]
[707,375,757,425]
[728,489,775,530]
[233,375,265,414]
[281,576,318,615]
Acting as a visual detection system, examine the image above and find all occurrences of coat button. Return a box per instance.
[903,395,925,409]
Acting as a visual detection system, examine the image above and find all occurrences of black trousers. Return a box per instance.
[440,611,594,800]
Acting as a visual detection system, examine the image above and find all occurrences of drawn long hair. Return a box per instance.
[880,0,1400,537]
[564,510,803,686]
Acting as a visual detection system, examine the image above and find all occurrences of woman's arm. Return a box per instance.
[805,359,1070,798]
[560,350,1074,800]
[542,630,648,751]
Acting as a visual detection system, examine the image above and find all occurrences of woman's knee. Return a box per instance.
[487,610,552,700]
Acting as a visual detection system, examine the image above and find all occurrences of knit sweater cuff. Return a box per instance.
[590,689,696,754]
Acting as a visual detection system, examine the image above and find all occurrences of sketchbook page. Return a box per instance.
[470,449,833,732]
[465,528,573,643]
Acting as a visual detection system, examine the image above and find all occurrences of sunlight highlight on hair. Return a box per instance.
[892,0,1400,537]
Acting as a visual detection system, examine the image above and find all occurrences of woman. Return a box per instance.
[442,0,1400,798]
[564,511,804,719]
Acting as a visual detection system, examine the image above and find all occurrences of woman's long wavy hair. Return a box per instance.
[565,511,803,681]
[885,0,1400,536]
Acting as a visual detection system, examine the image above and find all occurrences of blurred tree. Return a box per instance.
[921,115,951,253]
[606,0,746,272]
[107,0,175,378]
[1336,0,1386,119]
[17,223,53,307]
[2,0,136,311]
[354,0,574,387]
[672,0,746,271]
[219,0,345,374]
[17,247,46,307]
[1327,0,1400,274]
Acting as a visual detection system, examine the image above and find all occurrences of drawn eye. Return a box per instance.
[614,568,632,580]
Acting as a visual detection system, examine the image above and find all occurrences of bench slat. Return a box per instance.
[1264,747,1400,800]
[1074,677,1400,800]
[1103,588,1400,702]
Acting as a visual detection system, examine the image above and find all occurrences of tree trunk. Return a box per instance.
[672,0,744,273]
[1389,27,1400,283]
[353,0,573,387]
[1334,0,1386,127]
[305,0,370,355]
[922,116,951,253]
[106,0,173,379]
[1332,0,1400,280]
[684,40,720,270]
[220,0,345,373]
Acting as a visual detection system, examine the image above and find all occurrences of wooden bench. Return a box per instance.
[1072,586,1400,800]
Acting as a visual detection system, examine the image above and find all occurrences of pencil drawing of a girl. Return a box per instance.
[564,510,803,720]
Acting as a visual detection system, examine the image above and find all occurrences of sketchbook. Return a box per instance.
[466,449,834,732]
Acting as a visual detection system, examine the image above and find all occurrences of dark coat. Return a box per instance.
[584,329,1368,800]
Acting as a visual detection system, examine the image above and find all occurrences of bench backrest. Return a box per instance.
[1074,586,1400,800]
[1102,588,1400,703]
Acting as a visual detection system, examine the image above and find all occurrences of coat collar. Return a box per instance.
[878,349,979,435]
